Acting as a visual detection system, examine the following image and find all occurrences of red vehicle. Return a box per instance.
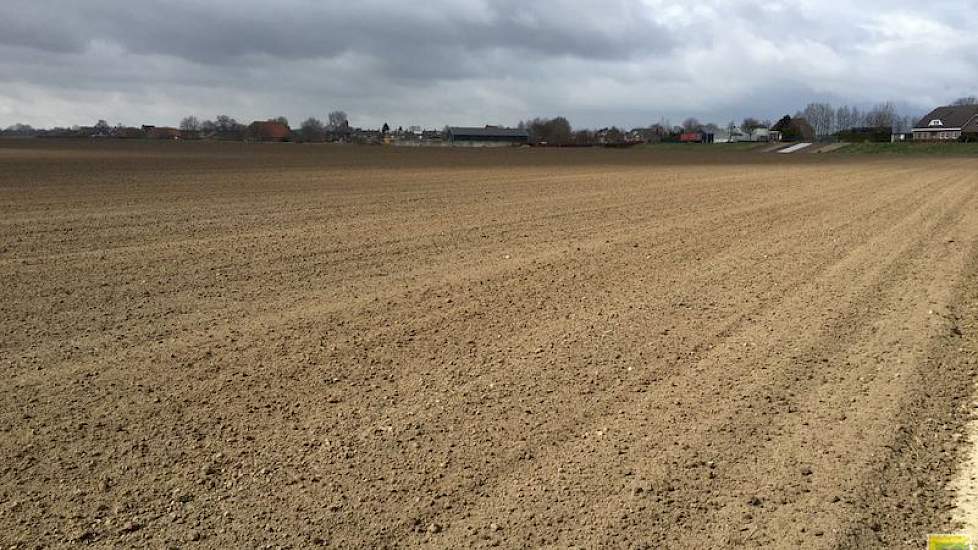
[679,131,715,144]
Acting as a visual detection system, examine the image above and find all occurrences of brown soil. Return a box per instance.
[1,140,977,548]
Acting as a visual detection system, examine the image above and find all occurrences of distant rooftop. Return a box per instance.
[448,126,529,139]
[915,105,978,129]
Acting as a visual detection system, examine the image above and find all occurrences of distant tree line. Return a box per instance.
[0,111,364,142]
[794,101,916,138]
[296,111,350,142]
[517,117,573,145]
[4,95,977,143]
[516,117,681,146]
[784,95,973,139]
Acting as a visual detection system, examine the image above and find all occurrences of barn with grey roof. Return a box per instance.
[447,126,529,147]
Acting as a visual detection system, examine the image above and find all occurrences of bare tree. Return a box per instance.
[3,123,35,137]
[835,106,852,133]
[838,106,872,130]
[522,117,573,145]
[803,103,835,138]
[328,111,349,129]
[179,116,201,132]
[952,96,978,106]
[214,115,240,133]
[892,115,914,134]
[273,116,289,127]
[681,118,702,132]
[549,117,572,145]
[300,117,325,142]
[865,101,897,130]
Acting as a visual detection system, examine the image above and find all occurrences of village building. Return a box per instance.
[770,117,815,142]
[142,126,181,140]
[713,127,750,143]
[350,129,382,145]
[112,126,146,139]
[912,105,978,141]
[747,128,772,142]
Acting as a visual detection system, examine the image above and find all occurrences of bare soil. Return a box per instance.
[1,140,977,548]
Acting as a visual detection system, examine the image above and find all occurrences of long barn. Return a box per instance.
[447,126,529,147]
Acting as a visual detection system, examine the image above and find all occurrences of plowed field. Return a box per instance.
[1,141,977,548]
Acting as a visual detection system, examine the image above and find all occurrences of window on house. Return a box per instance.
[929,119,944,127]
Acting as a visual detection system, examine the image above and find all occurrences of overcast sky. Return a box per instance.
[2,0,976,130]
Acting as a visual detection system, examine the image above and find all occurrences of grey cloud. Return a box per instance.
[1,1,977,130]
[1,0,677,66]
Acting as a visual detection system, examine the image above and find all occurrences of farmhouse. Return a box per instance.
[747,128,772,142]
[447,126,529,147]
[713,127,750,143]
[912,105,978,141]
[770,116,815,142]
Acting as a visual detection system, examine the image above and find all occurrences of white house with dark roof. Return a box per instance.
[912,105,978,141]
